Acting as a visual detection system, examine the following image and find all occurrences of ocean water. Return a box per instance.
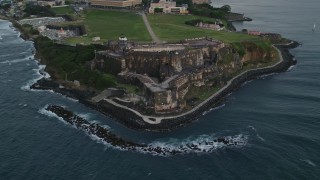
[0,0,319,179]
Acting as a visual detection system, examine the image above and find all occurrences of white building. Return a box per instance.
[149,0,188,14]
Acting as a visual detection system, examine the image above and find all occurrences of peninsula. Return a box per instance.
[1,0,299,132]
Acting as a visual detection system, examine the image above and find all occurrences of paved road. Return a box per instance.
[141,12,162,44]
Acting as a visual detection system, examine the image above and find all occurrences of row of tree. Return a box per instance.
[188,4,231,19]
[24,4,56,17]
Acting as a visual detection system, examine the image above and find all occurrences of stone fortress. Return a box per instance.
[90,36,265,114]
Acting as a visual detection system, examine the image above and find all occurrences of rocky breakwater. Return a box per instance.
[46,105,248,156]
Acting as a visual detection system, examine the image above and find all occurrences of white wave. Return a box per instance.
[0,55,34,65]
[45,106,248,156]
[82,124,248,156]
[202,104,226,116]
[248,125,265,141]
[240,79,253,87]
[47,90,79,102]
[21,64,80,103]
[37,65,51,79]
[287,65,295,72]
[0,50,29,58]
[256,134,265,141]
[300,159,316,167]
[248,125,256,131]
[258,73,278,79]
[39,106,113,147]
[38,105,68,125]
[147,134,248,155]
[21,64,50,91]
[77,113,92,120]
[63,96,79,102]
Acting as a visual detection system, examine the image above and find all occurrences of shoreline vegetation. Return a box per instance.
[0,6,300,132]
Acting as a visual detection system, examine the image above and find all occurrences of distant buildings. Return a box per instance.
[191,0,209,4]
[90,0,142,8]
[36,0,65,7]
[196,21,222,31]
[149,0,188,14]
[248,31,261,36]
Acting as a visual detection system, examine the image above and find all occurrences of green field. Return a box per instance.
[82,10,151,42]
[62,10,259,44]
[51,6,74,15]
[147,14,258,43]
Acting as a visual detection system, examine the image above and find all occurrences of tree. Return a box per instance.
[142,0,150,7]
[221,5,231,13]
[1,4,11,11]
[154,8,163,13]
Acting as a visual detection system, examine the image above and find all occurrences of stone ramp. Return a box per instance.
[91,89,111,103]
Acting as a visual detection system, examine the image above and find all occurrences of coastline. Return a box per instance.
[44,104,247,156]
[0,16,31,40]
[1,17,299,132]
[31,41,299,132]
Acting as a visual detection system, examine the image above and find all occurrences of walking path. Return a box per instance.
[141,12,162,44]
[104,45,288,124]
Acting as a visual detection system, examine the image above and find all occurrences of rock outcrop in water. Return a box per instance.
[45,105,247,156]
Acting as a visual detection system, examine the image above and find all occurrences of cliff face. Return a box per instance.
[240,42,277,64]
[92,40,277,114]
[124,49,205,79]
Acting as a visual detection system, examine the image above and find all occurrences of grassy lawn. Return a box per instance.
[82,10,151,42]
[147,14,259,43]
[60,10,259,44]
[64,36,93,45]
[116,83,140,94]
[51,6,74,15]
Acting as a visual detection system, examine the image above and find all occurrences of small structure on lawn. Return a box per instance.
[92,36,101,42]
[119,34,128,50]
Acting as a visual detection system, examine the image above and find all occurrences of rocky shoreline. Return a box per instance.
[3,13,300,132]
[31,41,300,132]
[45,104,247,156]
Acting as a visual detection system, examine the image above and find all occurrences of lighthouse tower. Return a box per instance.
[118,34,128,51]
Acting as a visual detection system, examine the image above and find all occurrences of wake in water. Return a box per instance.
[248,125,265,141]
[286,65,296,72]
[39,105,249,156]
[202,104,226,116]
[300,159,317,167]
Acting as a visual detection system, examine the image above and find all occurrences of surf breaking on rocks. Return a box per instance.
[41,105,248,156]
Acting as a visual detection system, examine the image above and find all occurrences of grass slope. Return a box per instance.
[83,10,151,42]
[51,6,74,15]
[34,36,117,90]
[147,14,258,43]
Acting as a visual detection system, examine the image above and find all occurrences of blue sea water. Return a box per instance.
[0,0,320,179]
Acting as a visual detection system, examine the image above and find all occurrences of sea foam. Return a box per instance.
[40,105,248,156]
[21,64,51,91]
[38,105,68,125]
